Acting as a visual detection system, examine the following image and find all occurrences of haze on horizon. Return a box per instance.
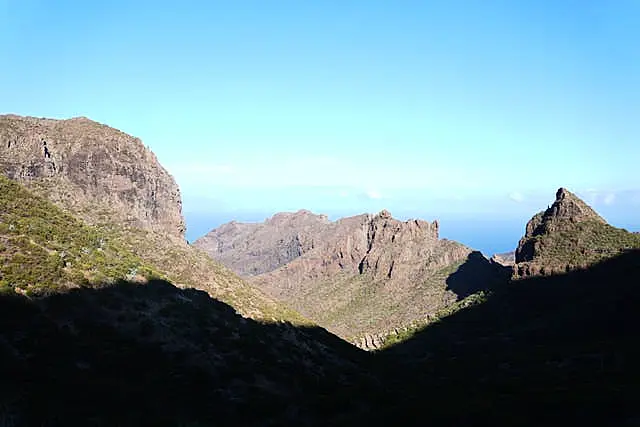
[2,0,639,254]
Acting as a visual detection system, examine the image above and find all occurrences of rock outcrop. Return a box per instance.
[514,188,640,278]
[490,251,516,267]
[195,209,331,276]
[197,210,509,340]
[0,115,185,238]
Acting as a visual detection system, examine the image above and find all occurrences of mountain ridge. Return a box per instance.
[196,209,508,344]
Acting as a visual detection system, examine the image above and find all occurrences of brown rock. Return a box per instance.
[490,251,515,267]
[197,210,507,339]
[0,114,185,238]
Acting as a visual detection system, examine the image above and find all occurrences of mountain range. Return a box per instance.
[195,209,509,347]
[1,114,639,426]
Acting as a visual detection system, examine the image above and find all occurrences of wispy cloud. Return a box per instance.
[603,193,616,206]
[365,189,383,200]
[508,191,525,203]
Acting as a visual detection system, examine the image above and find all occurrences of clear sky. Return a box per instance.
[1,0,639,254]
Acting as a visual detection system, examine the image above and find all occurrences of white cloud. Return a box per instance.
[508,191,525,203]
[603,193,616,206]
[365,189,383,200]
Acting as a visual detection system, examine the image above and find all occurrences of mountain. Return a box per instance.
[196,209,332,276]
[0,114,184,238]
[514,188,640,277]
[0,114,305,322]
[196,209,509,345]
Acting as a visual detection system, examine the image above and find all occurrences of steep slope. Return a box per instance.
[0,114,185,238]
[0,174,158,295]
[197,210,509,344]
[514,188,640,277]
[0,115,305,322]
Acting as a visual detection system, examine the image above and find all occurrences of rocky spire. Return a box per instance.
[519,188,605,248]
[513,187,639,276]
[547,188,606,224]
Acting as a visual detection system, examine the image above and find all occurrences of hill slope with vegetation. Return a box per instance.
[514,188,640,277]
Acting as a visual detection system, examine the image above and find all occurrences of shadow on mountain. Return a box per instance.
[0,279,375,427]
[445,250,512,299]
[1,251,640,426]
[371,249,640,426]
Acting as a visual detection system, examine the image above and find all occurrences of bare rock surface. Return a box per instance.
[0,114,185,238]
[491,251,516,267]
[195,209,331,276]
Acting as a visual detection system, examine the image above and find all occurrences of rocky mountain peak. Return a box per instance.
[0,114,185,238]
[549,188,606,224]
[514,187,640,277]
[520,188,605,248]
[377,209,392,219]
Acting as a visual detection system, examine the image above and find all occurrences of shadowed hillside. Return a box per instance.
[1,252,638,426]
[0,280,374,427]
[369,249,640,426]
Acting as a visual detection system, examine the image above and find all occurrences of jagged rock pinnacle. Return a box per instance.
[378,209,392,219]
[549,187,606,224]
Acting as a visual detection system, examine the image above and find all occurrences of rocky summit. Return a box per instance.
[196,209,509,346]
[0,115,185,239]
[514,188,640,277]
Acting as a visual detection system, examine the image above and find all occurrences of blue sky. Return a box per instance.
[1,1,639,254]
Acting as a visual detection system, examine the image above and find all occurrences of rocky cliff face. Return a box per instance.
[0,114,309,323]
[0,114,185,238]
[514,188,640,277]
[197,210,508,343]
[195,210,331,276]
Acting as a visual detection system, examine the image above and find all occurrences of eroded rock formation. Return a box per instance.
[0,115,185,238]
